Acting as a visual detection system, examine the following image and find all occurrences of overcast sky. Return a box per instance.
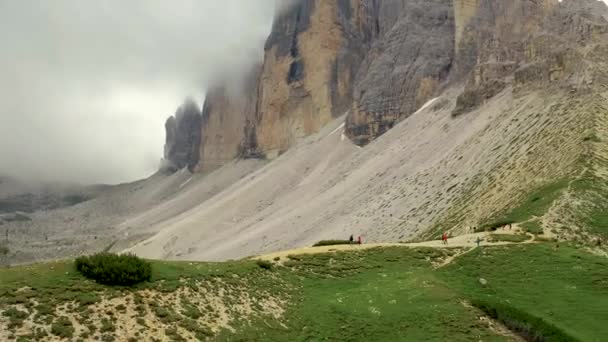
[0,0,276,185]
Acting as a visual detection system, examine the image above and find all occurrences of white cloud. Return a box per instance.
[0,0,275,184]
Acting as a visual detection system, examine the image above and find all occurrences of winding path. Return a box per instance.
[255,226,536,264]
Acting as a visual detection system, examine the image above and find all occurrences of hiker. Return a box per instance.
[349,234,354,244]
[476,236,481,247]
[442,232,448,245]
[358,236,362,245]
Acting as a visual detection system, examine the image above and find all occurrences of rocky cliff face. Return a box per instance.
[162,0,608,172]
[346,0,455,145]
[186,0,380,172]
[195,66,262,172]
[162,99,202,172]
[452,0,608,115]
[254,0,379,157]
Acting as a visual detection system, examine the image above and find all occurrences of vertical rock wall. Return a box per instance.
[196,66,262,172]
[162,0,608,173]
[162,100,202,172]
[345,0,455,145]
[255,0,378,157]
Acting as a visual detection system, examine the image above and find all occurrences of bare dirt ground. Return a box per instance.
[0,278,286,342]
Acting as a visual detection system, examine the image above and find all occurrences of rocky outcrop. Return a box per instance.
[162,0,608,171]
[254,0,379,157]
[162,99,202,172]
[195,66,262,172]
[184,0,379,171]
[451,0,608,115]
[346,0,455,145]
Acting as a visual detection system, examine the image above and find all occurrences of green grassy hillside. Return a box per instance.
[1,243,607,341]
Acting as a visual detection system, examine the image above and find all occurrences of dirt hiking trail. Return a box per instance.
[255,226,536,264]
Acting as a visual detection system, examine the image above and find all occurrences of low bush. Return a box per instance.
[487,234,530,243]
[535,236,558,243]
[256,260,273,270]
[312,240,353,247]
[472,299,578,341]
[520,221,543,234]
[476,220,515,232]
[75,253,151,286]
[51,316,75,338]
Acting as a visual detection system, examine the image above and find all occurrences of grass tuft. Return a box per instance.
[312,240,353,247]
[472,299,578,341]
[255,259,273,270]
[51,316,74,338]
[487,234,530,243]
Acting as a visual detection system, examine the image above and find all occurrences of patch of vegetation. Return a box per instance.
[1,244,606,341]
[75,252,152,286]
[100,317,115,333]
[165,327,185,341]
[150,303,179,323]
[582,134,601,142]
[520,220,543,234]
[2,307,28,320]
[569,172,608,238]
[480,180,568,229]
[472,299,577,341]
[101,334,115,342]
[51,316,74,338]
[312,239,353,247]
[181,303,201,319]
[255,259,273,270]
[76,292,100,306]
[3,307,28,329]
[487,234,530,243]
[439,244,608,341]
[476,220,515,232]
[179,319,212,339]
[223,247,500,341]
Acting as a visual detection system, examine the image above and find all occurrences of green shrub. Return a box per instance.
[487,234,530,243]
[520,220,543,234]
[75,253,151,286]
[472,299,578,341]
[51,316,75,338]
[535,236,558,243]
[312,240,352,247]
[256,260,273,270]
[476,220,515,232]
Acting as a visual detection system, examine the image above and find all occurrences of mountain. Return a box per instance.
[165,0,608,167]
[143,0,607,259]
[2,0,608,265]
